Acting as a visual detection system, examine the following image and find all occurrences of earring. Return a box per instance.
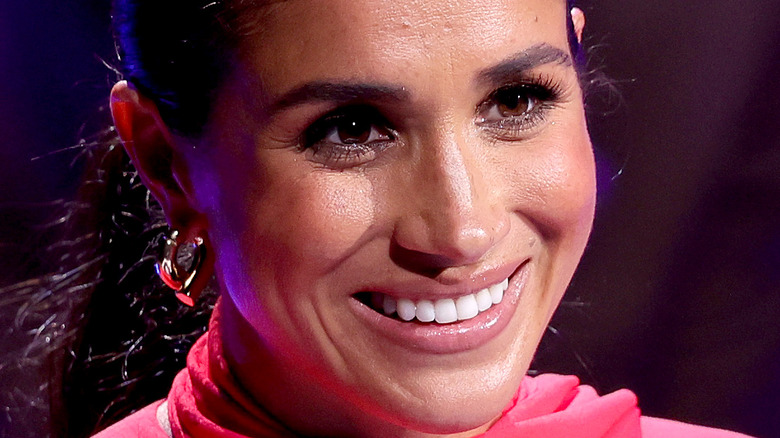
[156,229,206,307]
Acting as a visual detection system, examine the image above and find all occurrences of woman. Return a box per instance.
[87,0,749,436]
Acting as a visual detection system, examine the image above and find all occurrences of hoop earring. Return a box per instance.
[156,229,206,307]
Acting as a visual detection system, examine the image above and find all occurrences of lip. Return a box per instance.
[359,260,524,301]
[349,261,530,354]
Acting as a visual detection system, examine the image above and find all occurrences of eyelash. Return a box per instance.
[475,74,564,139]
[301,106,396,167]
[299,74,565,167]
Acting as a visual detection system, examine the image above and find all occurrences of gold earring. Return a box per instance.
[156,229,206,306]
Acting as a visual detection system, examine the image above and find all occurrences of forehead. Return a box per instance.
[238,0,570,91]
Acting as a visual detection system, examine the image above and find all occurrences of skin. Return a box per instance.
[111,0,592,436]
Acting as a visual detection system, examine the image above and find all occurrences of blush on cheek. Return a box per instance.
[524,137,595,237]
[266,172,379,271]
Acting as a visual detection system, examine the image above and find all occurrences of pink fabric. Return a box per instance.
[483,374,642,437]
[639,417,754,438]
[93,302,752,437]
[166,307,295,437]
[91,399,169,438]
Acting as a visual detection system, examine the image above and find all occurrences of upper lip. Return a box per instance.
[353,258,526,301]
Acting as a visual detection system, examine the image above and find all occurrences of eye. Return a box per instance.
[479,86,539,122]
[302,106,395,167]
[323,115,389,145]
[476,81,560,137]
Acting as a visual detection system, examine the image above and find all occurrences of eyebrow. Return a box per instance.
[475,43,572,85]
[265,43,570,113]
[270,82,410,111]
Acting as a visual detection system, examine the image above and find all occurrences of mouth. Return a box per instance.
[354,278,510,325]
[349,263,529,354]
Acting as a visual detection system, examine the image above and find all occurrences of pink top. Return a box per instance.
[93,304,752,438]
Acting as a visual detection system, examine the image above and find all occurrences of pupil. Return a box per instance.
[338,118,372,144]
[498,88,529,116]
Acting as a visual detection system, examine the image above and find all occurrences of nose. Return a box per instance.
[391,130,509,273]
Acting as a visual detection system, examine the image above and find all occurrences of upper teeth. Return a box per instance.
[382,278,509,324]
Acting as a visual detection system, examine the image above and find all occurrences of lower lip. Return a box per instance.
[349,263,530,354]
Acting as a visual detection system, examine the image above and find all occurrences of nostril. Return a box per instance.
[389,220,507,275]
[390,197,510,273]
[388,243,453,277]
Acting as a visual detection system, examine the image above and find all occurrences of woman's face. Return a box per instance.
[184,0,594,435]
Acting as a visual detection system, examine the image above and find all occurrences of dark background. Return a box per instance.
[1,0,778,437]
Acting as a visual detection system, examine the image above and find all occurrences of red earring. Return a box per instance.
[156,230,206,307]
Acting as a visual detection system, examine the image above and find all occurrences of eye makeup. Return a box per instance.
[475,72,568,141]
[300,105,398,168]
[293,68,571,168]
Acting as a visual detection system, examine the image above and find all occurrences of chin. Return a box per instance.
[363,363,523,437]
[386,398,505,437]
[410,411,500,435]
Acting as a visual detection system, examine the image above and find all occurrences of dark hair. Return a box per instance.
[113,0,265,137]
[4,1,587,437]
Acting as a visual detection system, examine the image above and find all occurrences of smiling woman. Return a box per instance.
[44,0,751,437]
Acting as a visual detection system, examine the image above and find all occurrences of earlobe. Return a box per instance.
[571,7,586,44]
[110,81,202,230]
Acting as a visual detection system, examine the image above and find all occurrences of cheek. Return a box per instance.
[200,156,381,329]
[225,158,381,306]
[500,124,595,320]
[505,128,596,241]
[257,173,378,270]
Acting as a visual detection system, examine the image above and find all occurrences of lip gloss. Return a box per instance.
[350,263,529,354]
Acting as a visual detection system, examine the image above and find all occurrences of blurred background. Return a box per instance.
[0,0,778,437]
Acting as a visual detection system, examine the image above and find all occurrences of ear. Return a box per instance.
[110,81,205,236]
[571,7,586,43]
[111,81,214,304]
